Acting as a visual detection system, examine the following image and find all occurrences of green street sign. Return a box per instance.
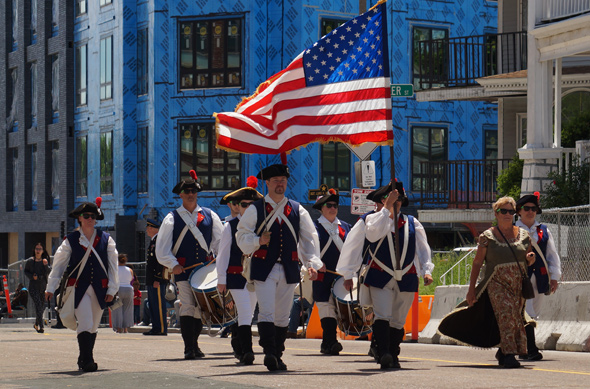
[390,84,414,97]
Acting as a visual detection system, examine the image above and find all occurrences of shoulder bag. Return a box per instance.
[497,227,535,300]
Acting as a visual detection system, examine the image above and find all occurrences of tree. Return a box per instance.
[496,154,523,199]
[561,110,590,148]
[542,158,590,208]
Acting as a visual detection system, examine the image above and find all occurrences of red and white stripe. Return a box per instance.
[215,54,392,154]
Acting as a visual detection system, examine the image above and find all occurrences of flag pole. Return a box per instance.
[391,130,401,275]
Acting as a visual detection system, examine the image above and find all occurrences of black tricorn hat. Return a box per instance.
[220,176,263,205]
[395,181,410,207]
[146,218,160,228]
[366,184,391,204]
[172,170,202,194]
[68,197,105,220]
[516,192,542,214]
[313,188,339,210]
[257,164,290,180]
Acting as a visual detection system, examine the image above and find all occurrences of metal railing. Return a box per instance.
[538,0,590,24]
[439,247,476,286]
[416,31,527,90]
[419,159,512,208]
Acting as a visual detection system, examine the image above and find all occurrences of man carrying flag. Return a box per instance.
[215,0,392,154]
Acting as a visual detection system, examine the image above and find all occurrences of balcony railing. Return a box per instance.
[419,159,512,208]
[538,0,590,24]
[416,31,527,90]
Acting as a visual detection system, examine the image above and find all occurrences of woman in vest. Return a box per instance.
[45,198,119,372]
[312,188,351,355]
[217,176,262,365]
[516,192,561,361]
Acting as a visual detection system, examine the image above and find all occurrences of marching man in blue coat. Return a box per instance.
[216,176,263,365]
[236,164,324,371]
[359,183,434,369]
[156,170,224,360]
[312,188,351,355]
[515,192,561,361]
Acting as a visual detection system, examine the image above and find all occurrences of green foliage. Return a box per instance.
[542,159,590,208]
[496,154,523,200]
[561,110,590,148]
[420,251,474,295]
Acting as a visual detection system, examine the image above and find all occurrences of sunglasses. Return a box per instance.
[496,208,516,215]
[82,213,97,219]
[324,203,338,209]
[522,205,538,212]
[183,188,198,194]
[35,248,43,251]
[239,202,252,208]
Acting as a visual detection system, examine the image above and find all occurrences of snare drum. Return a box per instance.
[331,276,373,337]
[189,263,237,329]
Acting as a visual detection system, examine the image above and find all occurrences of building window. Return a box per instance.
[321,19,345,37]
[29,144,38,210]
[137,126,148,193]
[50,141,60,209]
[516,113,527,148]
[411,126,448,191]
[137,28,149,96]
[100,131,113,194]
[76,45,88,106]
[484,128,498,160]
[76,0,87,16]
[30,0,38,44]
[100,0,112,6]
[30,62,37,126]
[321,142,351,190]
[52,0,58,36]
[8,148,19,211]
[100,36,113,100]
[179,123,240,190]
[11,0,18,50]
[51,55,59,122]
[412,26,449,90]
[7,68,19,131]
[76,136,88,197]
[179,18,242,89]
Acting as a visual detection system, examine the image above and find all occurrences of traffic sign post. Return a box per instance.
[390,84,414,97]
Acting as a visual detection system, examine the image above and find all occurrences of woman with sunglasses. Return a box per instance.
[45,198,119,372]
[440,196,536,368]
[25,242,51,333]
[515,193,561,361]
[217,176,263,365]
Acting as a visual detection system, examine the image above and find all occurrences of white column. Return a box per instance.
[554,58,562,148]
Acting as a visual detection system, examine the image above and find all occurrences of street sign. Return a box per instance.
[390,84,414,97]
[308,184,338,201]
[346,142,378,161]
[361,161,376,187]
[351,188,376,215]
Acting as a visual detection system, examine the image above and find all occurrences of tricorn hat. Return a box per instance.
[172,170,202,194]
[395,181,410,207]
[313,188,339,210]
[146,218,160,228]
[257,164,290,180]
[220,176,263,205]
[69,197,105,220]
[516,192,542,214]
[366,184,391,204]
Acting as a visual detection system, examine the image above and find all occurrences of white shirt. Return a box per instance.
[236,195,323,270]
[336,217,368,280]
[46,231,119,296]
[155,204,224,269]
[317,215,345,254]
[216,214,241,285]
[365,208,434,277]
[515,219,562,279]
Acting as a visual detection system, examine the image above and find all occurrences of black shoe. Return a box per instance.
[184,350,196,360]
[51,324,66,329]
[277,358,287,371]
[82,361,98,372]
[503,354,521,368]
[264,354,279,371]
[194,347,205,358]
[379,353,394,370]
[390,355,401,369]
[527,351,543,361]
[143,330,167,336]
[241,352,255,365]
[495,349,505,366]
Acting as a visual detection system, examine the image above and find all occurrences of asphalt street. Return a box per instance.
[2,323,590,388]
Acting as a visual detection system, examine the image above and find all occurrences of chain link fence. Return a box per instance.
[539,204,590,281]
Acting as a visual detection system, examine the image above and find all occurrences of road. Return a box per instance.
[2,323,590,388]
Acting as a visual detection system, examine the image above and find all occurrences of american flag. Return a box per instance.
[215,1,392,154]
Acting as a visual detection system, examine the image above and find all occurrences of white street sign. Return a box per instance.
[351,188,376,215]
[361,160,376,187]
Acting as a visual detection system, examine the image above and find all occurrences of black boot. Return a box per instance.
[77,332,97,372]
[503,354,521,368]
[229,323,243,360]
[320,318,342,355]
[389,327,404,368]
[525,324,543,360]
[193,318,205,358]
[495,348,505,366]
[368,337,378,361]
[258,322,278,371]
[180,316,196,359]
[372,320,393,369]
[275,325,288,371]
[238,325,255,365]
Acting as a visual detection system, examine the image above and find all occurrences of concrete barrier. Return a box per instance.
[419,282,590,352]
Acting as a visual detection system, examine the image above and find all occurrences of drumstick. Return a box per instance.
[324,269,341,276]
[183,262,204,272]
